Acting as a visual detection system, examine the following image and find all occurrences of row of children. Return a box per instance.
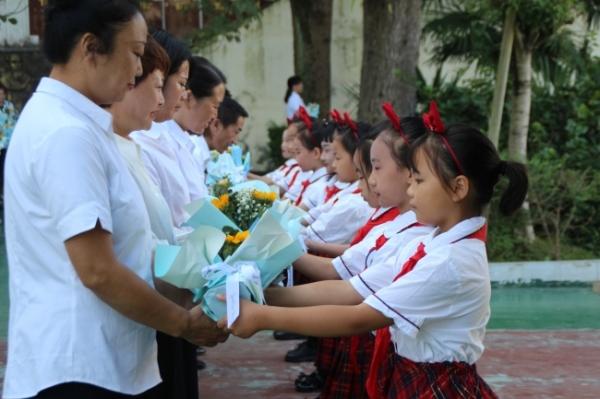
[228,101,529,398]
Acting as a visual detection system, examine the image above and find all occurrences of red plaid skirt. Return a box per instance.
[320,333,374,399]
[384,352,498,399]
[315,337,341,377]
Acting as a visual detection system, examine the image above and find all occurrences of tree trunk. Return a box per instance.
[358,0,422,122]
[508,30,536,242]
[290,0,333,117]
[487,7,516,149]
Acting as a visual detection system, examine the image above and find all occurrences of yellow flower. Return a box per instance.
[252,190,277,202]
[211,194,229,210]
[225,230,250,245]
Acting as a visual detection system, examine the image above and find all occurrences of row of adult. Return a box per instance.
[3,1,248,398]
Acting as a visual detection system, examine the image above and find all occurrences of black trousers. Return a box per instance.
[31,383,160,399]
[155,332,199,399]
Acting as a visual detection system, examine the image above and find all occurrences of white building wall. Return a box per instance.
[0,0,35,46]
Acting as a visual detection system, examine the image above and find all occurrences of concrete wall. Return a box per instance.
[490,259,600,284]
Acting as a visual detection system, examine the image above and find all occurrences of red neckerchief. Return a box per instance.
[284,163,300,178]
[333,187,361,205]
[366,224,488,399]
[287,168,301,188]
[324,185,342,203]
[363,222,423,270]
[348,208,400,247]
[294,172,330,206]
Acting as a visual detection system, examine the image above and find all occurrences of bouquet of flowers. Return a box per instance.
[154,199,307,323]
[206,144,251,187]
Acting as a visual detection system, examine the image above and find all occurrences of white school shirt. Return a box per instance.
[3,78,160,398]
[161,120,209,200]
[303,183,373,244]
[115,134,176,244]
[304,180,353,224]
[274,162,302,192]
[286,91,305,120]
[284,169,314,202]
[190,134,211,172]
[333,211,432,281]
[351,217,490,364]
[266,159,296,181]
[299,168,333,209]
[131,122,191,227]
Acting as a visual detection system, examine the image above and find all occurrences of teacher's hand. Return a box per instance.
[181,305,230,347]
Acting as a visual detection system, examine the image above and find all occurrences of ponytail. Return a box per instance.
[284,87,293,103]
[284,75,302,103]
[498,161,529,216]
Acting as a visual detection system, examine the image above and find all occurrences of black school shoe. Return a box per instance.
[285,339,317,363]
[273,331,305,341]
[294,370,323,393]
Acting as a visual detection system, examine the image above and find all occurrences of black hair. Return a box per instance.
[135,35,170,85]
[334,121,373,156]
[218,97,249,127]
[43,0,140,64]
[187,56,225,100]
[378,116,427,168]
[407,124,529,216]
[284,75,302,103]
[291,114,325,151]
[195,56,228,84]
[151,30,191,77]
[0,82,6,93]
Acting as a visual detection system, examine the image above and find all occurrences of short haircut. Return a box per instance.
[43,0,140,64]
[136,35,170,85]
[218,97,248,127]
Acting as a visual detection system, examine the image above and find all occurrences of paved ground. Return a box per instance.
[196,330,600,399]
[0,330,598,397]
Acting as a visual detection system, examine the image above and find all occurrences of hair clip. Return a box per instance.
[343,112,359,141]
[422,100,445,134]
[381,102,409,145]
[329,109,343,126]
[422,101,464,174]
[297,106,313,132]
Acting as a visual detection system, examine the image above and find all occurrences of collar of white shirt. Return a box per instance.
[424,216,486,252]
[383,210,419,237]
[36,77,113,136]
[162,119,195,153]
[309,167,328,183]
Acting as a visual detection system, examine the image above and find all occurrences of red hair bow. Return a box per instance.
[343,112,359,141]
[422,101,445,134]
[329,109,343,126]
[381,102,409,145]
[297,106,313,132]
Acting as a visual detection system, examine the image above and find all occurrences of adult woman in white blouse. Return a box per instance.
[2,1,226,398]
[108,35,200,399]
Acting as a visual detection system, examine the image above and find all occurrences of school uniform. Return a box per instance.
[302,182,373,245]
[284,169,313,203]
[300,172,335,209]
[321,212,432,399]
[275,162,303,194]
[289,167,330,206]
[350,217,497,399]
[266,158,297,181]
[314,208,404,385]
[303,180,352,225]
